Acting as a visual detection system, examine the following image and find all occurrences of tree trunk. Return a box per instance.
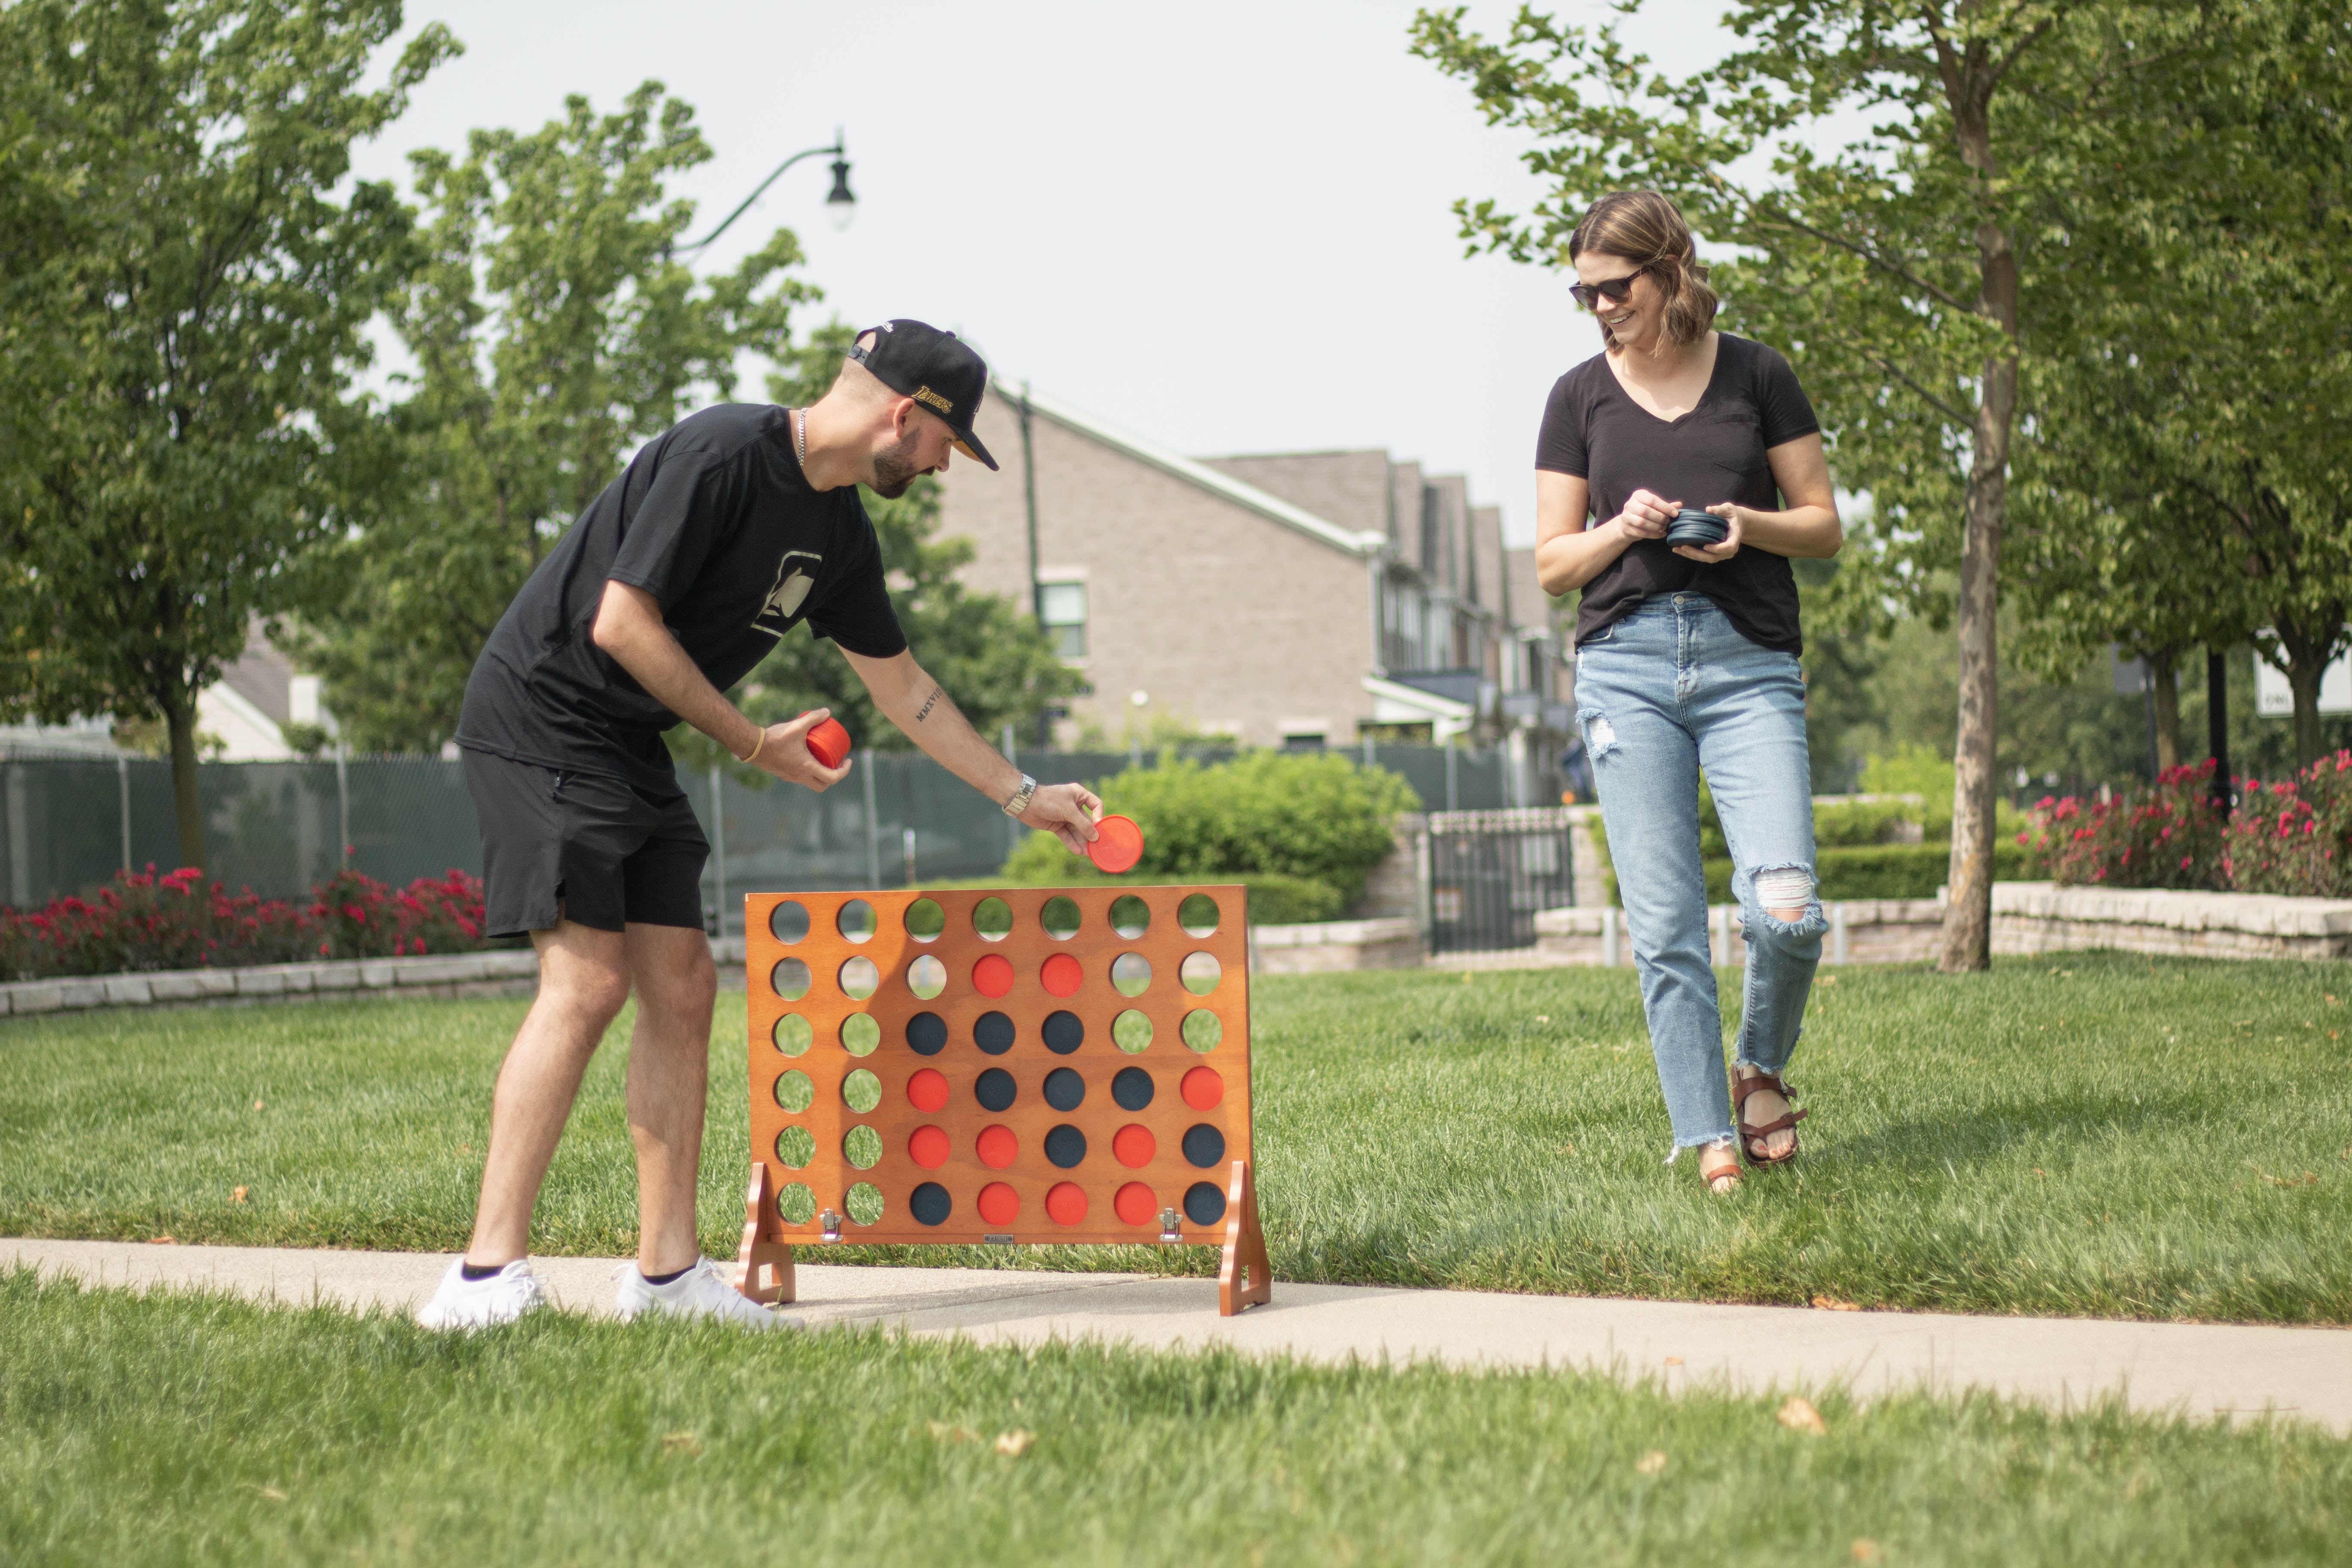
[1939,221,2020,974]
[2268,617,2341,771]
[165,698,207,873]
[2149,648,2182,771]
[2288,661,2324,771]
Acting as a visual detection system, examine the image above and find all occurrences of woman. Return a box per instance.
[1532,190,1842,1194]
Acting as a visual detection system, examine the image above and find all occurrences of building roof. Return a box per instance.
[990,383,1387,560]
[1198,450,1394,541]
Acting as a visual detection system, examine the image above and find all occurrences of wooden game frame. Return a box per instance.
[733,885,1270,1317]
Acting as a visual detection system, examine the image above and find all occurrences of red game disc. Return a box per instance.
[1045,1181,1088,1227]
[1040,952,1082,997]
[1182,1066,1225,1110]
[977,1182,1019,1227]
[972,953,1014,998]
[1112,1124,1156,1168]
[800,713,851,770]
[907,1125,949,1170]
[906,1068,949,1113]
[1086,814,1144,874]
[976,1124,1018,1170]
[1114,1182,1158,1228]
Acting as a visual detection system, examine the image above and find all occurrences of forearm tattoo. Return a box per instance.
[913,685,941,724]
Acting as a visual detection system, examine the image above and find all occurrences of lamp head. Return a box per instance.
[826,156,857,231]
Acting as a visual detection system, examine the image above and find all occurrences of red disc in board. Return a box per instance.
[976,1124,1018,1170]
[1181,1066,1225,1110]
[977,1182,1019,1227]
[1040,953,1082,997]
[1086,815,1144,874]
[908,1125,949,1170]
[973,954,1014,998]
[906,1068,949,1112]
[1114,1182,1158,1228]
[801,714,851,770]
[1112,1124,1156,1168]
[1045,1181,1088,1227]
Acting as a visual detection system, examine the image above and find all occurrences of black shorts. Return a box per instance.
[462,749,708,938]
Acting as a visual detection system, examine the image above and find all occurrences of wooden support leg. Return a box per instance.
[1218,1158,1271,1316]
[733,1163,796,1305]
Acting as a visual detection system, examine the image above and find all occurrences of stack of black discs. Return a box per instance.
[1666,508,1730,548]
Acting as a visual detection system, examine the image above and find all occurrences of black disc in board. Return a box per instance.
[975,1068,1017,1112]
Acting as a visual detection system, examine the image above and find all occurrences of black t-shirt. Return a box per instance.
[1535,333,1819,653]
[456,403,907,793]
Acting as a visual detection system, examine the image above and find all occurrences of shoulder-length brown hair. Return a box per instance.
[1568,190,1718,352]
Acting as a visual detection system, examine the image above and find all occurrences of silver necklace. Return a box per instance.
[795,407,807,466]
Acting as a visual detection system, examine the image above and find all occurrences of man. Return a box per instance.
[417,321,1101,1330]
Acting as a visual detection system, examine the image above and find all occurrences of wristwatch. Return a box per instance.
[1001,773,1037,818]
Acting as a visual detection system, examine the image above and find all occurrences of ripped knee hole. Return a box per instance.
[1752,866,1814,922]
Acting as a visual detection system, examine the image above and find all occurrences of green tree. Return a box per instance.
[291,83,810,753]
[0,0,453,870]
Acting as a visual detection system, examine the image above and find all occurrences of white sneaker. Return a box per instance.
[416,1258,547,1330]
[612,1257,803,1330]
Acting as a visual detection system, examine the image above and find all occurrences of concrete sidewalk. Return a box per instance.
[11,1238,2348,1434]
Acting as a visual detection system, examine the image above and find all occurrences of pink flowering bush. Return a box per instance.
[0,865,494,982]
[2023,753,2352,897]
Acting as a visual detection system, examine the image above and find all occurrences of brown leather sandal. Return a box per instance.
[1697,1138,1743,1194]
[1733,1071,1808,1166]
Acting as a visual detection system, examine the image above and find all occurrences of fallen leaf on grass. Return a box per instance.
[252,1101,264,1110]
[1634,1450,1668,1475]
[2260,1171,2319,1188]
[232,1186,248,1204]
[1776,1396,1827,1435]
[995,1429,1035,1457]
[1810,1295,1860,1312]
[1534,1014,1551,1023]
[928,1421,975,1442]
[1851,1541,1880,1563]
[240,1483,288,1503]
[148,1235,177,1245]
[660,1431,703,1457]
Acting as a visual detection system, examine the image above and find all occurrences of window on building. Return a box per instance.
[1038,581,1087,659]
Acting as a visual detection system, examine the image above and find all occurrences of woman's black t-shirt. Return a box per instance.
[1535,333,1819,653]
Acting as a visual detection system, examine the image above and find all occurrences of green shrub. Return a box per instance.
[1861,741,1957,801]
[999,751,1415,906]
[927,867,1344,925]
[1601,841,2033,906]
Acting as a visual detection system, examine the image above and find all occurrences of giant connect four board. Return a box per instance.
[732,885,1271,1316]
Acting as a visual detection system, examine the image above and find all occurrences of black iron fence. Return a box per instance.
[1425,807,1578,953]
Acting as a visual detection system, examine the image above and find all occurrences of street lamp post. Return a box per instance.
[675,129,856,257]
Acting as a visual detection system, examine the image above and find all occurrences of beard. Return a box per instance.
[870,430,926,498]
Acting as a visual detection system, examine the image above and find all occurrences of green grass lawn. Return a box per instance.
[3,1271,2344,1567]
[3,954,2348,1321]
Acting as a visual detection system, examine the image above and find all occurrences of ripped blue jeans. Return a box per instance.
[1577,596,1825,1152]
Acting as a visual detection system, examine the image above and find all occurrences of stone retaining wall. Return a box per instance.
[1250,917,1423,974]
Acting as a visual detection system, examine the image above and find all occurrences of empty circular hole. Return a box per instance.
[910,1181,951,1225]
[976,1124,1017,1169]
[772,1014,813,1056]
[1182,1066,1225,1110]
[973,897,1013,940]
[778,1182,815,1225]
[773,1070,814,1113]
[1111,953,1152,998]
[844,1125,882,1170]
[975,1068,1017,1112]
[839,956,880,1000]
[907,1012,947,1055]
[1180,952,1221,996]
[1110,894,1151,939]
[905,954,946,999]
[769,901,810,943]
[1182,1010,1222,1052]
[840,1014,880,1056]
[845,1181,884,1225]
[1182,1123,1226,1168]
[1041,953,1083,997]
[771,958,812,1001]
[1178,894,1219,937]
[1042,1010,1084,1054]
[1043,1067,1086,1112]
[1113,1124,1156,1167]
[1041,895,1082,939]
[1183,1181,1226,1226]
[907,1067,949,1112]
[1112,1066,1155,1110]
[977,1181,1019,1226]
[1045,1181,1088,1226]
[973,953,1014,998]
[1115,1181,1157,1227]
[775,1125,815,1170]
[1044,1124,1087,1169]
[904,897,945,942]
[837,900,878,943]
[909,1126,950,1170]
[1112,1010,1153,1053]
[842,1068,882,1114]
[974,1011,1015,1055]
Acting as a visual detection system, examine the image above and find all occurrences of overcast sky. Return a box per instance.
[349,1,1751,545]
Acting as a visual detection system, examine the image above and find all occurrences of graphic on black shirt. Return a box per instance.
[456,403,908,793]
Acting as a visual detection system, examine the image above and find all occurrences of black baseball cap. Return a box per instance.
[851,319,999,471]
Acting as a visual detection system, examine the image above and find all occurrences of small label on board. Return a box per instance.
[983,1234,1015,1245]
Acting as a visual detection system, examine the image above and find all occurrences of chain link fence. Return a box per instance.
[2,742,1524,928]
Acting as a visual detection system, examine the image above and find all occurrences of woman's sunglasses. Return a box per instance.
[1569,264,1651,311]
